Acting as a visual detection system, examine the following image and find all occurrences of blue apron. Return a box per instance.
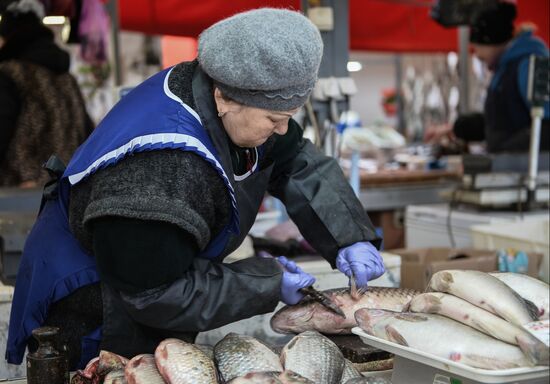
[6,67,241,366]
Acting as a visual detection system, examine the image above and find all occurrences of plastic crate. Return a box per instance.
[471,219,549,283]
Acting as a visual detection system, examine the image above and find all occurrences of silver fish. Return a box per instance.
[355,308,533,370]
[409,292,549,365]
[228,370,314,383]
[125,354,166,384]
[155,338,218,384]
[271,287,419,334]
[214,333,282,382]
[340,359,361,383]
[281,331,345,384]
[490,272,550,320]
[428,270,539,326]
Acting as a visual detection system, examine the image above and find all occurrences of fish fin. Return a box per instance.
[350,274,361,301]
[385,325,409,346]
[523,298,541,321]
[517,334,550,366]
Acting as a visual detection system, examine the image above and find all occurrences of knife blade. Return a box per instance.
[299,286,346,318]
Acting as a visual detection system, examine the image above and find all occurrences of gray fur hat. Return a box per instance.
[198,8,323,111]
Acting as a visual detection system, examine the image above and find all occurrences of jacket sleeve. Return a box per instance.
[114,257,283,332]
[268,121,380,267]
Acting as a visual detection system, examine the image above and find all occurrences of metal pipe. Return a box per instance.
[106,0,122,86]
[458,26,470,114]
[527,107,544,194]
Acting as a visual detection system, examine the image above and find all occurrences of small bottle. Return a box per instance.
[27,326,69,384]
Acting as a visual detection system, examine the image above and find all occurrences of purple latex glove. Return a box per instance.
[277,256,316,305]
[336,242,385,288]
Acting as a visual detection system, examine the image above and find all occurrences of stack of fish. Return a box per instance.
[72,331,389,384]
[355,270,549,369]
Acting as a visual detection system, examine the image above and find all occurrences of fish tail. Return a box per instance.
[517,335,550,366]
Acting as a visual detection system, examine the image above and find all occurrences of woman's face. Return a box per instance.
[214,88,299,148]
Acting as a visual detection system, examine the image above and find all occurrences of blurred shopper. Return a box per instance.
[0,0,93,187]
[424,1,549,153]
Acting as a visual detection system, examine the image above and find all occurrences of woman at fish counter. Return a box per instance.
[6,8,383,369]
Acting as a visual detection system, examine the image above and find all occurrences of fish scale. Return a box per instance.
[281,331,345,384]
[155,338,218,384]
[214,333,283,382]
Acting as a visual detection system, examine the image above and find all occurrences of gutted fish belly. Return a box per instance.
[271,287,419,334]
[355,308,533,370]
[409,292,549,365]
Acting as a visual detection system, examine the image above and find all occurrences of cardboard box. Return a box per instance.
[389,247,542,291]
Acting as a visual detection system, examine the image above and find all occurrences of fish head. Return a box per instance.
[409,293,443,313]
[270,303,317,334]
[354,308,392,333]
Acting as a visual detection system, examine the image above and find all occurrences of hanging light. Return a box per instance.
[43,16,66,25]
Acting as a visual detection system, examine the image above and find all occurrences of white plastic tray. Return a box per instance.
[352,327,549,383]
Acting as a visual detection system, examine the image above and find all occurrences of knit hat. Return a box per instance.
[198,8,323,111]
[0,0,45,38]
[470,2,517,45]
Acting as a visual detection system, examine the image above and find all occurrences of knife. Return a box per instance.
[299,286,346,318]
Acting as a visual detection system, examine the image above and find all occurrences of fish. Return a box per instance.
[227,370,314,383]
[355,308,533,370]
[155,338,218,384]
[490,272,550,320]
[103,369,127,384]
[344,378,392,384]
[340,359,362,383]
[280,330,345,384]
[409,292,549,366]
[125,354,166,384]
[195,344,215,360]
[214,333,283,382]
[271,287,419,334]
[427,270,539,326]
[97,350,129,377]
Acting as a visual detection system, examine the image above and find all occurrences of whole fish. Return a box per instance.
[281,331,345,384]
[155,338,218,384]
[103,369,127,384]
[409,292,549,366]
[125,354,166,384]
[355,308,533,370]
[428,270,538,326]
[490,272,549,320]
[228,370,314,383]
[214,333,283,382]
[340,359,361,383]
[271,287,419,334]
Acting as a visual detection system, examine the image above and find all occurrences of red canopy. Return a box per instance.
[117,0,549,52]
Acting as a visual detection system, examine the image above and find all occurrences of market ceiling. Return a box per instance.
[116,0,549,52]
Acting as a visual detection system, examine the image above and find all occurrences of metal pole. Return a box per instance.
[106,0,122,86]
[458,26,470,114]
[527,107,544,204]
[395,54,405,133]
